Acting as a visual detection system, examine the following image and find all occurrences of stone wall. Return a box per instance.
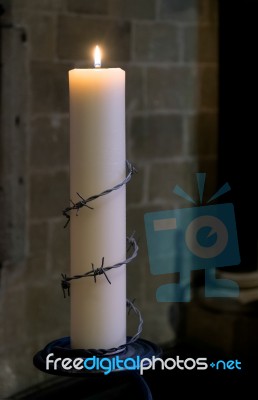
[0,0,218,396]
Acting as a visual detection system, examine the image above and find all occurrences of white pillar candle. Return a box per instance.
[69,47,126,350]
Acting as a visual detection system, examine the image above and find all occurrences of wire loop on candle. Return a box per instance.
[61,233,139,298]
[125,298,143,347]
[62,160,137,228]
[53,298,143,356]
[84,298,143,355]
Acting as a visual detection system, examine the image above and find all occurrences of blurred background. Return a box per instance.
[1,0,258,398]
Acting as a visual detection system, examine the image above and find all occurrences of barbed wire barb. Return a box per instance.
[62,160,137,228]
[61,234,138,297]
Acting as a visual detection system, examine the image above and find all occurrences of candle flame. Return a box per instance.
[94,45,101,68]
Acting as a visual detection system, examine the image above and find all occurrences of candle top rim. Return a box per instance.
[69,68,125,72]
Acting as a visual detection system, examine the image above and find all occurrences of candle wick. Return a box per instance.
[94,45,101,68]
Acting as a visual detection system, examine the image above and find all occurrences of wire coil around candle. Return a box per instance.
[44,298,143,359]
[34,158,161,400]
[62,160,137,228]
[33,297,153,375]
[61,233,138,298]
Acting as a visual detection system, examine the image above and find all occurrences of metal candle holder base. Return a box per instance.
[33,336,161,399]
[33,336,161,377]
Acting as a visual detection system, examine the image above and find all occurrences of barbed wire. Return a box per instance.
[60,160,142,354]
[38,298,143,358]
[61,234,138,298]
[79,298,143,356]
[62,160,137,228]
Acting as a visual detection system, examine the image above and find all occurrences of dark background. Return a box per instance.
[1,0,258,398]
[219,0,258,272]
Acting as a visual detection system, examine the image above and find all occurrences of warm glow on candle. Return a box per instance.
[69,58,126,349]
[94,45,101,68]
